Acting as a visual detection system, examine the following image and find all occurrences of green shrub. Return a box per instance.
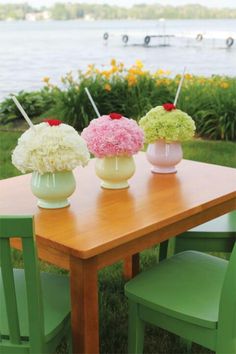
[1,61,235,141]
[177,76,236,141]
[54,70,173,131]
[0,88,56,125]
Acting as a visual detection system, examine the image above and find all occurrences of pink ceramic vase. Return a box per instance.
[146,140,183,174]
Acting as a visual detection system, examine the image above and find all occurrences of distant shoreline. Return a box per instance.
[0,3,235,21]
[1,18,236,22]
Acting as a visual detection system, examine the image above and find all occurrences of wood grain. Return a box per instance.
[1,153,235,260]
[70,256,99,354]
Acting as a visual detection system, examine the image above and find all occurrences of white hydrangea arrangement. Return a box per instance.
[12,119,90,175]
[139,103,196,143]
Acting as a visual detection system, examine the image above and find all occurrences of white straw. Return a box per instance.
[12,96,34,129]
[174,66,187,107]
[85,87,100,118]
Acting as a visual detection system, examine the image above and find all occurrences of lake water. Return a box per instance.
[0,19,235,101]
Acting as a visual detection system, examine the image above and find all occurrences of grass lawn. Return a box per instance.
[1,130,235,354]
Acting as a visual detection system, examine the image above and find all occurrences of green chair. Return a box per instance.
[159,211,236,261]
[125,242,236,354]
[0,215,71,354]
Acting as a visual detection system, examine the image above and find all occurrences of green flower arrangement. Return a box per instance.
[139,103,196,143]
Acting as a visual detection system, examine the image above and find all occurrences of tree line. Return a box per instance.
[0,3,235,20]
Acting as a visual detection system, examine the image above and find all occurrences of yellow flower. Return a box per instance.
[163,78,171,85]
[184,73,193,80]
[156,69,165,76]
[65,71,74,84]
[87,64,95,71]
[153,69,171,78]
[127,74,137,87]
[110,58,116,66]
[128,67,137,75]
[220,82,229,89]
[111,66,118,74]
[198,78,206,85]
[118,62,124,72]
[135,59,144,69]
[104,83,111,92]
[156,78,171,86]
[101,70,111,79]
[42,76,50,84]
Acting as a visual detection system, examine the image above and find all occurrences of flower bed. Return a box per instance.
[1,60,235,141]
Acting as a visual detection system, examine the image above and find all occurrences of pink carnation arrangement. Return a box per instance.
[81,113,144,158]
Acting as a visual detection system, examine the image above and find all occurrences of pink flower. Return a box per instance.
[81,115,144,158]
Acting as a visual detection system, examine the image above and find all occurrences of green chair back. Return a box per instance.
[175,211,236,253]
[217,241,236,352]
[0,215,45,353]
[159,211,236,261]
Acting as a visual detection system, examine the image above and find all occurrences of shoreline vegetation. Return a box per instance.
[0,3,236,21]
[1,60,235,142]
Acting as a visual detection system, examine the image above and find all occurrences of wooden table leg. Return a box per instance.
[123,253,140,280]
[70,255,99,354]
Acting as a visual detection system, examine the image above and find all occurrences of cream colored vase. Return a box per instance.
[31,170,76,209]
[95,156,135,189]
[146,140,183,174]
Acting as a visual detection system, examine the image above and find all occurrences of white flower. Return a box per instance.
[12,122,90,174]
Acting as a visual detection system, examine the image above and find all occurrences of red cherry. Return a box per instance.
[109,112,123,119]
[43,119,62,126]
[162,103,176,112]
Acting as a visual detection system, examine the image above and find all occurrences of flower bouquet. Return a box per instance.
[139,103,196,174]
[12,119,90,209]
[81,112,144,189]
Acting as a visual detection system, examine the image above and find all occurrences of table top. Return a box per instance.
[0,153,235,259]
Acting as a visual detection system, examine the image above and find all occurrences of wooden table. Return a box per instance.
[0,153,235,354]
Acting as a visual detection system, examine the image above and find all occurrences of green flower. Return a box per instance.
[139,106,196,143]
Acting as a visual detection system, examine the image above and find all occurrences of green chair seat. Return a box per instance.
[125,244,236,353]
[0,269,70,342]
[126,251,227,329]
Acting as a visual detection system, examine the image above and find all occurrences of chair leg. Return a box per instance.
[216,336,236,354]
[159,240,169,261]
[67,335,72,354]
[179,337,192,353]
[128,301,145,354]
[159,238,176,261]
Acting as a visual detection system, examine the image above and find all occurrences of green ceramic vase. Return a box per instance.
[95,156,135,189]
[31,170,76,209]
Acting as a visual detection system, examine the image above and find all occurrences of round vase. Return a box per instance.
[95,156,135,189]
[31,170,76,209]
[146,140,183,174]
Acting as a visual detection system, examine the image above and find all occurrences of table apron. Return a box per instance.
[97,198,236,269]
[11,198,235,272]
